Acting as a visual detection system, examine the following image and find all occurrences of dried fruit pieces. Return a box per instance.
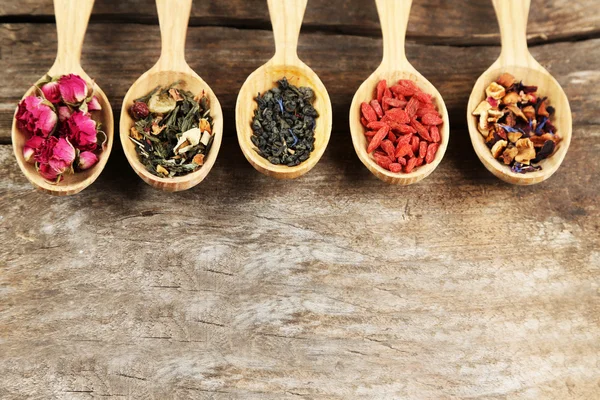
[360,79,443,173]
[472,73,560,174]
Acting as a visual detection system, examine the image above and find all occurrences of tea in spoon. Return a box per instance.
[236,0,332,179]
[467,0,572,185]
[11,0,114,196]
[120,0,223,191]
[349,0,449,185]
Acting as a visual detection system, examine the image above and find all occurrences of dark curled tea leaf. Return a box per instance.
[129,85,214,177]
[251,77,318,166]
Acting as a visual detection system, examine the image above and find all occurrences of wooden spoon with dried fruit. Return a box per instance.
[467,0,572,185]
[11,0,113,196]
[120,0,223,191]
[349,0,450,185]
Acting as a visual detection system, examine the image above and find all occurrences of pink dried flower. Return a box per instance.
[15,96,58,137]
[58,106,73,122]
[58,74,88,105]
[87,96,102,111]
[38,163,60,182]
[78,151,98,170]
[67,111,97,151]
[41,81,61,104]
[48,137,75,174]
[35,136,58,165]
[23,136,45,163]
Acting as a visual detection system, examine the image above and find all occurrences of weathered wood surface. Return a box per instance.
[1,24,600,142]
[1,0,600,398]
[1,0,599,45]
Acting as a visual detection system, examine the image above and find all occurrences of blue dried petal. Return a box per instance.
[277,98,284,113]
[289,129,298,147]
[499,124,525,135]
[535,117,548,135]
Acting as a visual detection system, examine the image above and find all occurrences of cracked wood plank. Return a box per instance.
[0,24,599,142]
[0,0,599,46]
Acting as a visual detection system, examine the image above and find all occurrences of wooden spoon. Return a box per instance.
[467,0,572,185]
[11,0,113,196]
[349,0,449,185]
[236,0,332,179]
[120,0,223,191]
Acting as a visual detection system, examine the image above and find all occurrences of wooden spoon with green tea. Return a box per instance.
[235,0,332,179]
[120,0,223,191]
[11,0,114,196]
[467,0,572,185]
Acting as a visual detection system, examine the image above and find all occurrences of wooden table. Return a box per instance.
[1,1,599,398]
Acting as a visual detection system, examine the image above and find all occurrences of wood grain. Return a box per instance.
[1,24,599,144]
[1,0,600,398]
[1,0,599,45]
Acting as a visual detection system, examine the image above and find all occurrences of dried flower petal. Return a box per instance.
[58,74,89,105]
[78,151,98,170]
[15,96,58,137]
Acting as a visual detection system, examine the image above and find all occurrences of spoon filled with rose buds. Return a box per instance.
[11,0,113,196]
[120,0,223,191]
[350,0,449,185]
[236,0,332,179]
[467,0,572,185]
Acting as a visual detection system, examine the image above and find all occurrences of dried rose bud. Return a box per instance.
[78,151,98,170]
[41,81,61,104]
[58,74,89,105]
[58,106,72,122]
[15,96,58,137]
[130,101,150,120]
[23,136,45,163]
[87,96,102,111]
[66,111,98,151]
[38,163,60,182]
[48,137,76,174]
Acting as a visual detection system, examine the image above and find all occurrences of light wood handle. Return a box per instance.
[156,0,193,71]
[492,0,532,66]
[376,0,412,68]
[267,0,307,65]
[52,0,94,72]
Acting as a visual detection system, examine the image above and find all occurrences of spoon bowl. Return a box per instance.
[467,0,572,185]
[350,0,449,185]
[120,0,223,192]
[236,0,332,179]
[11,0,114,196]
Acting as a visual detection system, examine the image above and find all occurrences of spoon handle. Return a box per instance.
[156,0,193,71]
[51,0,94,74]
[492,0,534,67]
[376,0,412,69]
[267,0,307,65]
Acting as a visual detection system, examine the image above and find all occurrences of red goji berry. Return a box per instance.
[381,139,395,158]
[387,130,396,142]
[390,123,416,135]
[411,118,432,141]
[405,97,419,119]
[421,113,443,126]
[416,104,437,117]
[397,133,413,147]
[384,97,407,109]
[376,80,387,104]
[382,96,393,111]
[361,117,369,127]
[430,125,441,142]
[398,79,420,92]
[415,157,424,167]
[405,157,418,173]
[419,141,427,158]
[385,108,409,124]
[395,144,412,158]
[384,88,392,99]
[425,143,439,164]
[389,163,403,173]
[367,121,387,130]
[414,91,432,104]
[367,125,390,153]
[397,157,407,166]
[364,130,377,137]
[361,102,377,122]
[370,100,384,118]
[390,84,415,97]
[411,135,420,154]
[374,153,393,169]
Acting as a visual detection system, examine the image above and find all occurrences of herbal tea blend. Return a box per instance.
[129,85,214,178]
[360,79,442,173]
[251,77,318,166]
[15,74,105,183]
[472,73,560,173]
